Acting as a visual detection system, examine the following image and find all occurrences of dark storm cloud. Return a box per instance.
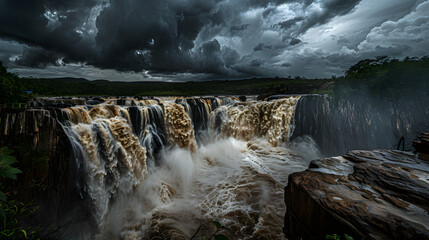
[262,6,276,19]
[0,0,427,80]
[0,0,214,74]
[15,48,61,68]
[222,47,240,68]
[253,43,272,51]
[0,0,361,71]
[250,59,263,67]
[275,17,304,30]
[337,37,351,46]
[254,43,264,51]
[289,38,302,46]
[303,0,362,26]
[195,39,226,74]
[230,24,250,35]
[0,0,98,62]
[277,0,362,39]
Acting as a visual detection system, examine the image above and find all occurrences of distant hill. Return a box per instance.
[2,56,428,99]
[51,77,89,82]
[20,76,330,97]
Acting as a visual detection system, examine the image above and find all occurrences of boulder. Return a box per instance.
[284,149,429,240]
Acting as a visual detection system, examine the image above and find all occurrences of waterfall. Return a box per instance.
[212,97,300,146]
[6,94,428,239]
[4,93,428,239]
[49,96,309,239]
[292,95,429,156]
[5,91,429,240]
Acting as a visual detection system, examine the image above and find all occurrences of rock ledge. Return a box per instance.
[284,149,429,240]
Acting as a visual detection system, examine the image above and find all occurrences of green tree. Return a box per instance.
[0,62,27,104]
[334,56,429,98]
[0,147,47,240]
[0,147,22,218]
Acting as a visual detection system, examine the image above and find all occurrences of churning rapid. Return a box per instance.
[52,96,318,239]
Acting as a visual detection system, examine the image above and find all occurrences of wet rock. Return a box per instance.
[30,97,89,107]
[0,108,81,224]
[239,95,247,102]
[0,108,56,145]
[88,97,105,105]
[414,132,429,161]
[256,93,270,101]
[284,150,429,240]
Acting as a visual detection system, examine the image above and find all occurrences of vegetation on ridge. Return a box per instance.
[0,63,28,104]
[1,56,428,100]
[19,75,329,97]
[334,56,429,98]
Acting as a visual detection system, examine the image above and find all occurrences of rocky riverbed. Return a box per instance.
[284,149,429,240]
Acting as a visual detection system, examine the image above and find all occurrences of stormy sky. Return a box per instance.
[0,0,428,81]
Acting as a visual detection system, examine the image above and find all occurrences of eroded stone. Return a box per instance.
[284,150,429,240]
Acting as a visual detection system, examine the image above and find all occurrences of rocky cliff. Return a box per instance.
[284,149,429,240]
[0,108,83,225]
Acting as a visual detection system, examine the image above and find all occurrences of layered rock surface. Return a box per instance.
[284,150,429,240]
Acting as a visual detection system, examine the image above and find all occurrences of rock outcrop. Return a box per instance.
[0,109,59,193]
[0,108,79,217]
[284,149,429,240]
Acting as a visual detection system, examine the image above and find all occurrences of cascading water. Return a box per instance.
[53,96,317,239]
[292,94,429,156]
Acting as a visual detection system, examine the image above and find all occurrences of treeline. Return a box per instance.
[334,56,429,98]
[0,63,28,104]
[20,76,329,97]
[17,78,327,96]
